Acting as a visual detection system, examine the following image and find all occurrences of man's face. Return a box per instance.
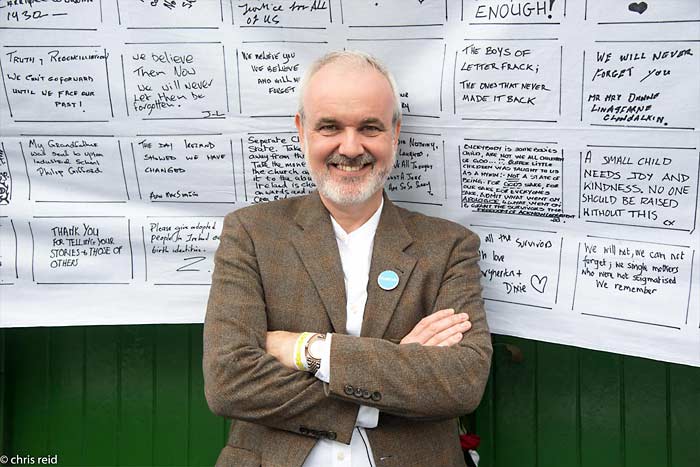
[295,62,400,207]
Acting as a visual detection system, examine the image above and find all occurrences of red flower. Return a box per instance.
[459,433,481,451]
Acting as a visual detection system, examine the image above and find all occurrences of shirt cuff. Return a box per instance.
[356,405,379,428]
[313,333,332,383]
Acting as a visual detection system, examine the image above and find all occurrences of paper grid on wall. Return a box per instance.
[1,0,699,367]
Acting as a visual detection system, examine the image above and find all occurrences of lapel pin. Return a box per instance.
[378,270,399,291]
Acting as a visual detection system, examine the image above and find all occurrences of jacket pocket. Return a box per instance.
[216,445,261,467]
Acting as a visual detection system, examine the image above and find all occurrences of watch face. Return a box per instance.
[309,339,324,359]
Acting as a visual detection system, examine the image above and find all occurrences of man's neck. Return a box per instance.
[320,191,383,234]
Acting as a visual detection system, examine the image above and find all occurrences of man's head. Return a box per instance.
[295,51,402,208]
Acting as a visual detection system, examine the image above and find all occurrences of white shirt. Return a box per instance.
[301,199,384,467]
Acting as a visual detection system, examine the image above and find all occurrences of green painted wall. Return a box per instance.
[2,326,699,466]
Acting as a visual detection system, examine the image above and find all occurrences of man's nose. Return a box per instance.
[338,128,364,158]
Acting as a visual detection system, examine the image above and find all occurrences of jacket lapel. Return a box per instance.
[361,197,417,339]
[290,193,348,334]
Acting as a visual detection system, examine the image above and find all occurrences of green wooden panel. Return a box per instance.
[2,326,699,467]
[624,356,668,467]
[153,325,190,466]
[188,325,226,467]
[47,326,85,464]
[536,342,579,467]
[83,325,119,466]
[5,328,50,456]
[492,336,537,467]
[669,364,700,467]
[118,325,155,466]
[224,418,232,446]
[0,330,5,455]
[474,367,495,467]
[579,349,623,467]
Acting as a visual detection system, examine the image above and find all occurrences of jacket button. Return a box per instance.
[354,387,363,398]
[371,391,382,401]
[362,389,371,399]
[327,431,337,440]
[344,384,354,395]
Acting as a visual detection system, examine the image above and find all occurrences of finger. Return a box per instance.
[415,312,469,345]
[412,311,464,344]
[424,317,471,346]
[436,331,465,347]
[409,308,455,336]
[412,308,455,333]
[400,309,455,344]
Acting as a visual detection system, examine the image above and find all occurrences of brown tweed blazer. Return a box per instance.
[203,192,492,467]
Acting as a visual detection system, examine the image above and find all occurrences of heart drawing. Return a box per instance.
[628,2,648,14]
[530,275,548,294]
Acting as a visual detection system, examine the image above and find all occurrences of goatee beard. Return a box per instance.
[304,151,394,206]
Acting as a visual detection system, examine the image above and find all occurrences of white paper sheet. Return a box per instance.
[1,0,698,367]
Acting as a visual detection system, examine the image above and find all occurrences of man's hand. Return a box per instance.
[400,308,471,346]
[266,330,301,370]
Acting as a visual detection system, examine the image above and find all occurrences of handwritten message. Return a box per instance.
[465,0,562,24]
[574,237,693,328]
[238,44,327,115]
[0,142,10,205]
[242,133,314,204]
[18,137,127,203]
[580,146,699,231]
[472,226,562,308]
[31,218,132,284]
[456,40,560,122]
[145,217,221,284]
[387,132,443,204]
[2,46,112,121]
[116,0,222,27]
[586,0,700,24]
[460,139,567,219]
[130,136,236,203]
[0,0,100,29]
[123,43,228,119]
[234,0,331,27]
[583,43,699,129]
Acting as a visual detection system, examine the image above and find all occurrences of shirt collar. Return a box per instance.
[330,197,384,244]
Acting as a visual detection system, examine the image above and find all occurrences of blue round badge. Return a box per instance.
[377,270,399,291]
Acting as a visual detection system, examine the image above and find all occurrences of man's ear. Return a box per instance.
[393,120,401,146]
[294,113,305,152]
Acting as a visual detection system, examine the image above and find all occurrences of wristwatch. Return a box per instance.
[304,333,326,373]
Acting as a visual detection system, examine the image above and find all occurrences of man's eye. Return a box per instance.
[318,125,337,133]
[362,126,381,135]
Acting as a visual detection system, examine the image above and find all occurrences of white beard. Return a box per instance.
[304,147,395,206]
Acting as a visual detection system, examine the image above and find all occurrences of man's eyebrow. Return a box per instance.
[359,118,386,128]
[314,117,339,127]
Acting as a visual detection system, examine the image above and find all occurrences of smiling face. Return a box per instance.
[295,61,400,209]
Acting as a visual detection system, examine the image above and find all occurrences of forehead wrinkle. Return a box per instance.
[303,64,395,122]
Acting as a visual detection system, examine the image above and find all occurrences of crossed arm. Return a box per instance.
[203,212,491,443]
[266,308,473,370]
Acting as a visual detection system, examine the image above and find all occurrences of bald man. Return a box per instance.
[204,51,492,467]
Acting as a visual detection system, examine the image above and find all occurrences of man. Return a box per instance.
[204,51,492,467]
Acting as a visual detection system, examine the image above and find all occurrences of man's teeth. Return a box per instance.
[335,164,365,172]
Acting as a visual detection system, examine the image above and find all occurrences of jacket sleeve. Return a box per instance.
[203,211,360,444]
[325,228,492,419]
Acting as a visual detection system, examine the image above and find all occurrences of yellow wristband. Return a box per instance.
[294,332,312,371]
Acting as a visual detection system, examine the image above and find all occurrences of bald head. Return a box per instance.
[297,51,402,127]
